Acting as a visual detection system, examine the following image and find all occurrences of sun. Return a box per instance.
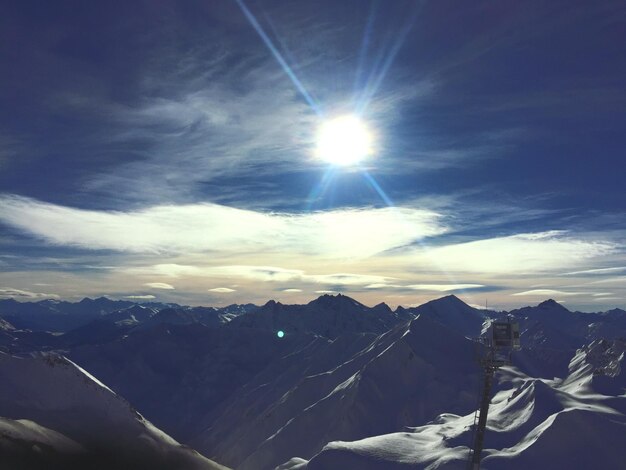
[315,115,373,166]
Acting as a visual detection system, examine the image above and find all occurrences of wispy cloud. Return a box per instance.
[468,303,488,310]
[563,266,626,276]
[404,283,485,292]
[512,289,585,297]
[208,287,236,293]
[362,282,485,292]
[0,287,59,299]
[125,294,156,300]
[590,276,626,285]
[144,282,175,290]
[131,264,394,287]
[364,283,403,289]
[1,193,621,310]
[50,56,321,205]
[412,231,617,274]
[0,195,445,258]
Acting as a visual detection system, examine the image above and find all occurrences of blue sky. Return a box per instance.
[0,0,624,310]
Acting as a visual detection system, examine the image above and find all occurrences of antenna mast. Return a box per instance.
[467,319,520,469]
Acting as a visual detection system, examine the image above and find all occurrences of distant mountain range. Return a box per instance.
[0,296,257,333]
[0,294,624,469]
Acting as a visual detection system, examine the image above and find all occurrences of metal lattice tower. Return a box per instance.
[467,320,520,470]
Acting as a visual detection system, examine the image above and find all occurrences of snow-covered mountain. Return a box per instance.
[219,303,259,318]
[399,294,490,337]
[194,314,481,470]
[134,306,229,330]
[509,300,626,350]
[227,294,403,339]
[49,305,158,348]
[0,351,229,470]
[280,338,626,470]
[0,297,256,336]
[68,323,317,441]
[1,293,624,470]
[189,295,625,469]
[105,304,159,325]
[0,297,137,331]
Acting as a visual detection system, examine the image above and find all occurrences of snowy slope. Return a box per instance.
[219,303,259,318]
[195,314,481,470]
[281,338,626,470]
[509,299,626,350]
[587,308,626,344]
[105,304,158,325]
[0,317,18,350]
[69,323,317,441]
[0,317,15,331]
[0,351,229,470]
[0,417,89,470]
[134,306,226,330]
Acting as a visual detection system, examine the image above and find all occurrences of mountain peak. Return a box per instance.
[426,294,470,309]
[407,294,485,337]
[538,299,569,310]
[308,293,364,309]
[262,299,282,309]
[372,302,392,314]
[441,294,462,302]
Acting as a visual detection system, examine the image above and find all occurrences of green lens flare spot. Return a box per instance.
[277,330,285,338]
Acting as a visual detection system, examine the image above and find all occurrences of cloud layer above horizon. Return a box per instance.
[0,193,623,310]
[0,194,444,258]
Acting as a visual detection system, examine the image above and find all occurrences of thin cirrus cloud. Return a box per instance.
[413,231,617,273]
[209,287,236,293]
[364,283,403,289]
[563,266,626,276]
[144,282,175,290]
[0,194,445,259]
[0,287,59,299]
[404,284,485,291]
[89,86,316,201]
[132,264,394,286]
[124,294,156,300]
[512,289,585,297]
[590,276,626,285]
